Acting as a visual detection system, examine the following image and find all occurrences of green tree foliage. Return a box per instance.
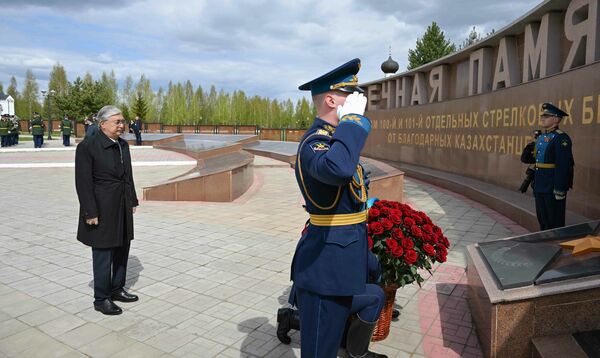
[0,82,4,93]
[54,76,113,121]
[459,26,481,50]
[131,92,148,119]
[7,76,18,99]
[407,22,456,70]
[135,74,156,120]
[100,70,118,105]
[5,67,315,128]
[49,63,69,96]
[19,69,42,120]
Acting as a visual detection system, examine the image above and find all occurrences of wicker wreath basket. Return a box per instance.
[372,285,398,341]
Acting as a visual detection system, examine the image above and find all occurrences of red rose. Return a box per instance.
[391,209,403,217]
[381,218,393,231]
[423,233,435,243]
[392,245,404,258]
[385,238,398,251]
[370,222,384,235]
[423,243,436,257]
[381,207,391,217]
[401,237,414,250]
[440,236,450,248]
[368,208,380,219]
[403,249,418,265]
[422,224,434,235]
[368,236,373,250]
[403,217,416,227]
[435,244,448,256]
[412,213,424,225]
[410,225,423,238]
[392,228,404,240]
[436,251,447,263]
[389,214,402,225]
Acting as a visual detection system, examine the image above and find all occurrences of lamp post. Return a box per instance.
[41,89,56,140]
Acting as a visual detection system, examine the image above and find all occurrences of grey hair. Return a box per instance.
[96,105,122,122]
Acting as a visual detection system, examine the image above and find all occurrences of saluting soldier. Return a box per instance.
[532,103,574,230]
[30,112,45,148]
[0,115,9,147]
[59,114,73,146]
[286,59,386,358]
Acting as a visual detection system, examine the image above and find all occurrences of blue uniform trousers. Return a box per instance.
[91,240,130,304]
[295,284,384,357]
[350,284,385,322]
[33,135,43,148]
[534,193,566,230]
[296,287,352,358]
[134,131,142,145]
[63,134,71,146]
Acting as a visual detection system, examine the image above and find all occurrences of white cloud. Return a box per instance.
[0,0,542,99]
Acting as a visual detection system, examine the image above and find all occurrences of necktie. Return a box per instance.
[116,141,123,164]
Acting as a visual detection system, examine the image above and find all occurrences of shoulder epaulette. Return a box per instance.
[315,129,331,137]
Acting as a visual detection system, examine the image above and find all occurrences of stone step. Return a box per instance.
[532,334,588,358]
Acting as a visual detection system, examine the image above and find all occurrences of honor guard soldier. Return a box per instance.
[0,115,9,147]
[530,103,574,230]
[284,59,386,358]
[59,114,73,146]
[30,112,45,148]
[10,116,20,146]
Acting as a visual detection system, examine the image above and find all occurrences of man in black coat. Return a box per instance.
[75,105,139,315]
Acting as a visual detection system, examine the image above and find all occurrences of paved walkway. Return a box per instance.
[0,146,528,357]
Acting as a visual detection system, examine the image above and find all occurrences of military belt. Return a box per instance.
[536,163,556,169]
[309,210,368,226]
[32,125,41,127]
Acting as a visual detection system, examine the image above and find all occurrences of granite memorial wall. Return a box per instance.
[362,0,600,219]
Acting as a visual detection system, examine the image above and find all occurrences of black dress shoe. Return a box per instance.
[392,309,400,319]
[111,290,139,303]
[94,299,122,315]
[277,308,294,344]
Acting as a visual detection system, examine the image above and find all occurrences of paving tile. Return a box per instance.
[38,313,86,337]
[78,331,141,357]
[56,322,111,348]
[17,305,68,326]
[0,318,29,340]
[0,328,56,356]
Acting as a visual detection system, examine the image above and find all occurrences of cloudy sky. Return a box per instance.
[0,0,541,100]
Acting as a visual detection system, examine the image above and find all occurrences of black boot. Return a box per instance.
[392,309,400,319]
[276,308,300,344]
[346,317,387,358]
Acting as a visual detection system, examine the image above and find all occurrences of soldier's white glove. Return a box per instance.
[337,91,367,119]
[554,190,566,200]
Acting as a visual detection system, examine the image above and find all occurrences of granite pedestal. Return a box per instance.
[467,220,600,357]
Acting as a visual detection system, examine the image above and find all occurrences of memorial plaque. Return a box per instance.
[478,241,561,289]
[536,257,600,285]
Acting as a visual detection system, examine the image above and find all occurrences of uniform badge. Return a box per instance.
[310,142,330,152]
[561,140,569,147]
[315,129,331,137]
